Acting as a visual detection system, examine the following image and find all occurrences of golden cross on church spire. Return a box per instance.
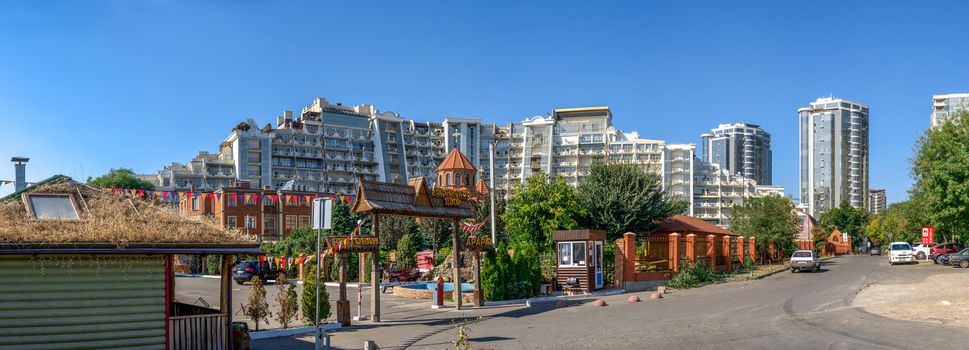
[452,129,461,149]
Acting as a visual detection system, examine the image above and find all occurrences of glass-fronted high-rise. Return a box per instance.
[798,97,869,216]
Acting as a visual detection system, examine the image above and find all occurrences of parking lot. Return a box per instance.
[853,258,969,327]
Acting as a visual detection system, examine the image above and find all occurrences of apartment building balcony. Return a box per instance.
[328,177,354,184]
[206,171,235,178]
[295,152,323,159]
[325,131,348,139]
[697,192,720,198]
[272,149,293,156]
[272,138,292,145]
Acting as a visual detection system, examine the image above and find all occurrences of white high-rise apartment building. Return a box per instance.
[700,123,772,185]
[156,98,781,226]
[868,189,886,215]
[931,93,969,127]
[798,97,870,216]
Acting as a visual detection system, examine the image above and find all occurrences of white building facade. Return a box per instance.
[798,97,870,216]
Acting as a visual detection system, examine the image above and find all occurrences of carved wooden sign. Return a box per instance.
[326,235,380,252]
[462,236,494,251]
[432,187,468,207]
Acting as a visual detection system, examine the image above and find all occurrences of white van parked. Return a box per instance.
[888,242,914,265]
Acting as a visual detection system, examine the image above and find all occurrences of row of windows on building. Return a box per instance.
[217,214,310,231]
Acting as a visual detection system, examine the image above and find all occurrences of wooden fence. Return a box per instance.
[169,314,227,350]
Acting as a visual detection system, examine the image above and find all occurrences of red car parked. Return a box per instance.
[932,243,964,264]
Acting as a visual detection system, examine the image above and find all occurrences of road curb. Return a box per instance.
[175,273,221,279]
[249,323,342,340]
[484,288,626,307]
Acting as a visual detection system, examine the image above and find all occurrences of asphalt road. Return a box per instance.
[175,275,356,330]
[252,255,969,349]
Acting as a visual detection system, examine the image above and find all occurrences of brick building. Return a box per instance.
[180,181,334,241]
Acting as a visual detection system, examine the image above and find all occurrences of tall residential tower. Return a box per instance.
[700,123,772,185]
[798,97,870,216]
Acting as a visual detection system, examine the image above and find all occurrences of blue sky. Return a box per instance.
[1,1,967,204]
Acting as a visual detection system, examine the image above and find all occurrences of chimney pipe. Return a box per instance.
[11,157,29,191]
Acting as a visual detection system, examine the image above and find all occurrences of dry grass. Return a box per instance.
[0,181,253,247]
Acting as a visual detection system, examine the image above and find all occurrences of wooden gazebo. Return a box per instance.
[351,174,480,319]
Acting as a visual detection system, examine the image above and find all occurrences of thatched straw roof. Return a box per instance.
[352,177,474,219]
[0,176,255,249]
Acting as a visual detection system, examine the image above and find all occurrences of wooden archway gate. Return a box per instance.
[349,177,486,322]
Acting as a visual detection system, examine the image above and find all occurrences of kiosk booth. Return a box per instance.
[552,230,606,293]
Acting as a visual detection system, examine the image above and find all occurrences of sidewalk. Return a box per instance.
[723,255,838,282]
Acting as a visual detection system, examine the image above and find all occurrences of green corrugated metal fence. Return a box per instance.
[0,255,166,350]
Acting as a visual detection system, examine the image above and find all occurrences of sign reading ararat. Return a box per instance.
[463,235,494,251]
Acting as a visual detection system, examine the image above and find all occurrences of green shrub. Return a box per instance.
[205,255,222,275]
[301,263,331,325]
[397,233,417,270]
[481,243,542,301]
[511,243,542,297]
[435,247,451,266]
[667,263,721,289]
[667,270,700,289]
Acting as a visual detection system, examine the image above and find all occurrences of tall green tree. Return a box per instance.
[889,196,929,244]
[817,200,871,248]
[87,168,155,190]
[577,163,687,241]
[502,173,586,253]
[331,200,367,236]
[379,215,419,250]
[729,194,800,258]
[911,109,969,244]
[474,195,507,244]
[417,218,452,252]
[865,209,906,246]
[396,232,418,269]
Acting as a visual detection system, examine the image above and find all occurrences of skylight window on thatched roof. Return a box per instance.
[24,193,79,221]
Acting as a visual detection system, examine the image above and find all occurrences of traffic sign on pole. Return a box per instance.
[313,198,333,230]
